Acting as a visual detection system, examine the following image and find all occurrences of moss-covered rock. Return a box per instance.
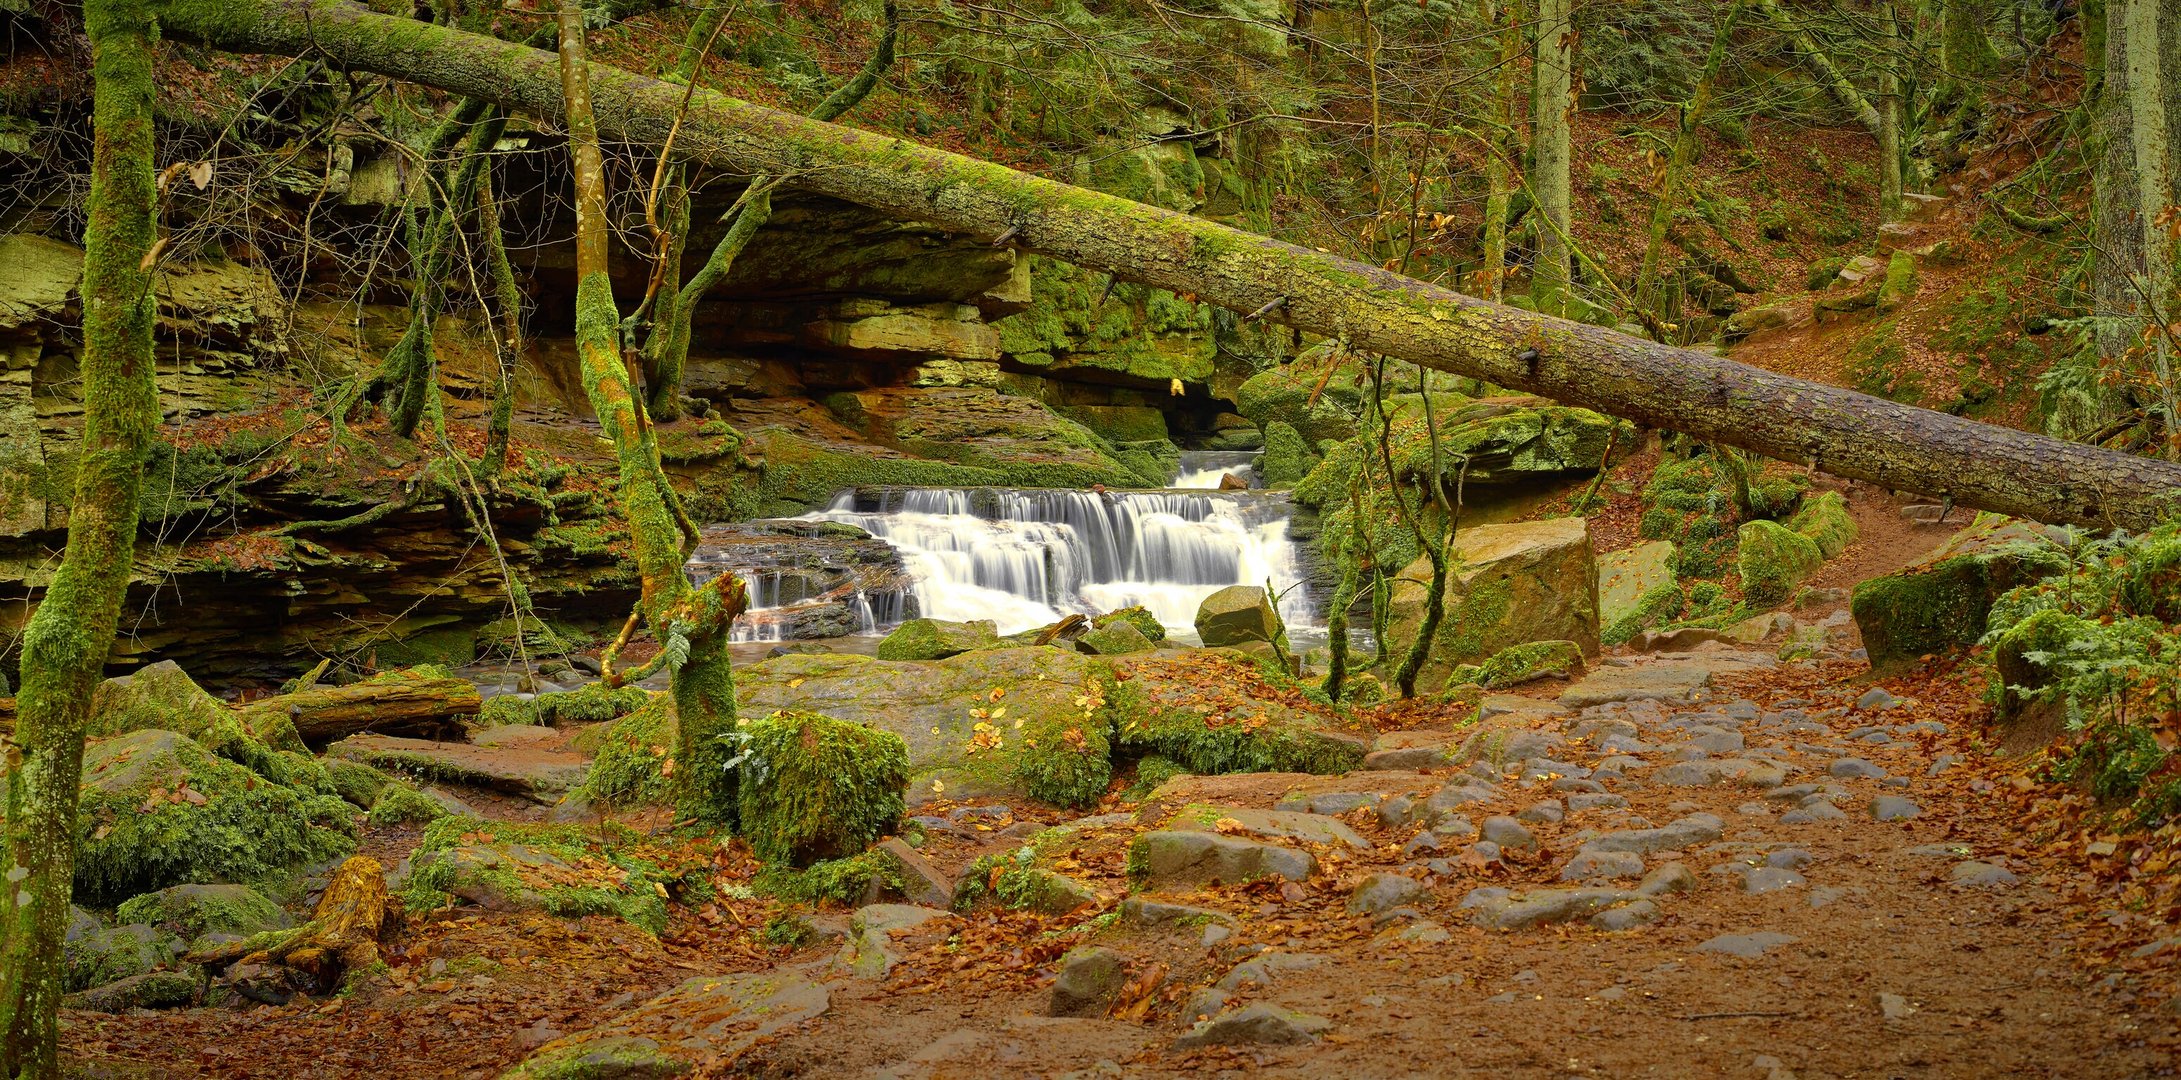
[88,660,304,753]
[1460,640,1585,689]
[1075,619,1155,655]
[402,817,673,934]
[1636,456,1740,578]
[1384,517,1601,693]
[1092,606,1166,642]
[1259,421,1317,488]
[324,758,393,809]
[503,972,830,1079]
[73,730,359,906]
[114,883,292,943]
[875,618,1000,661]
[63,913,184,993]
[1233,366,1361,446]
[478,683,654,728]
[367,781,450,826]
[738,710,909,866]
[1596,540,1678,630]
[1194,585,1282,647]
[569,694,678,809]
[1851,515,2069,674]
[1787,491,1859,559]
[1602,582,1687,647]
[1109,654,1366,776]
[1736,520,1825,609]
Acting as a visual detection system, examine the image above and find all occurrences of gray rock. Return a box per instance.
[1829,758,1887,779]
[1567,793,1630,812]
[1129,831,1316,889]
[1515,801,1565,825]
[64,970,199,1012]
[1591,900,1661,931]
[1347,873,1426,915]
[1480,815,1537,850]
[1470,887,1641,930]
[1195,586,1283,648]
[1049,947,1130,1017]
[1561,849,1646,882]
[1581,814,1724,855]
[1172,1003,1332,1049]
[1878,992,1918,1020]
[63,921,184,994]
[1695,932,1799,958]
[1739,867,1808,895]
[1948,860,2019,888]
[1637,862,1698,897]
[876,838,954,909]
[1869,796,1923,821]
[838,905,954,980]
[1119,898,1231,927]
[1765,848,1816,870]
[1215,951,1327,991]
[1166,805,1369,849]
[1856,688,1899,711]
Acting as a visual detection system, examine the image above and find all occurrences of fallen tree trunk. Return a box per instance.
[236,668,481,744]
[159,0,2181,531]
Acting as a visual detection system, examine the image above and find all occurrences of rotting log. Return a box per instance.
[189,855,388,985]
[235,668,482,744]
[157,0,2181,531]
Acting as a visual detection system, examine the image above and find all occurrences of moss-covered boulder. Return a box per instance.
[1458,640,1585,689]
[1259,421,1317,488]
[1851,515,2069,674]
[1092,606,1166,642]
[569,695,677,810]
[402,818,673,934]
[1602,583,1686,647]
[1109,652,1367,775]
[1737,520,1825,609]
[114,883,293,944]
[73,729,359,906]
[367,781,451,826]
[324,758,393,809]
[1636,456,1740,578]
[88,660,304,752]
[1194,585,1282,647]
[1787,491,1859,559]
[477,683,654,728]
[738,710,909,866]
[876,618,1000,661]
[1075,619,1155,655]
[1234,366,1362,447]
[1385,517,1601,693]
[63,912,184,993]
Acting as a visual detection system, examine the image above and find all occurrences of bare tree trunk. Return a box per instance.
[156,0,2181,530]
[0,0,160,1073]
[1476,0,1524,302]
[2121,0,2180,454]
[557,0,743,822]
[1530,0,1573,315]
[1635,1,1745,321]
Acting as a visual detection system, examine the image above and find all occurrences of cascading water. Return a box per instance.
[1171,450,1262,489]
[802,487,1312,637]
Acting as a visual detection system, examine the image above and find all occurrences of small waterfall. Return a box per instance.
[1172,451,1262,489]
[807,487,1311,637]
[683,522,915,643]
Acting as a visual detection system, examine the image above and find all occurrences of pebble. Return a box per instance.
[1948,860,2019,888]
[1870,795,1924,821]
[1739,867,1808,894]
[1480,816,1537,850]
[1568,793,1630,812]
[1592,900,1660,931]
[1856,688,1900,711]
[1695,931,1799,958]
[1828,758,1887,780]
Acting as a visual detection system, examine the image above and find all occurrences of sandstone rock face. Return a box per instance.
[1851,515,2068,674]
[1597,540,1678,629]
[1385,517,1601,693]
[875,618,1001,661]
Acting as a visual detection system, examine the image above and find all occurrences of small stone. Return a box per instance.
[1947,860,2018,888]
[1347,873,1426,916]
[1568,793,1629,812]
[1636,862,1698,897]
[1480,816,1536,850]
[1050,947,1132,1017]
[1739,867,1808,895]
[1201,922,1232,948]
[1695,932,1799,959]
[1828,758,1887,780]
[1764,848,1815,870]
[1869,796,1923,821]
[1855,688,1899,711]
[1926,753,1960,777]
[1878,992,1918,1020]
[1591,900,1660,931]
[1560,849,1646,882]
[1516,801,1565,825]
[1171,1004,1332,1049]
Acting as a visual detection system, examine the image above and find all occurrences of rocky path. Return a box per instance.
[705,647,2176,1078]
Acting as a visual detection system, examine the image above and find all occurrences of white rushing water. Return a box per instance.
[797,487,1310,637]
[1170,451,1261,490]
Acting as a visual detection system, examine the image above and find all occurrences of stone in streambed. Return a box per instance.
[1172,1003,1333,1049]
[1049,947,1131,1017]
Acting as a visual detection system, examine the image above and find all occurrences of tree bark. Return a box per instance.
[1530,0,1573,315]
[556,0,743,823]
[157,0,2181,531]
[1877,1,1904,218]
[1475,0,1524,302]
[1942,0,2004,81]
[1759,0,1884,138]
[0,0,160,1073]
[2121,0,2179,454]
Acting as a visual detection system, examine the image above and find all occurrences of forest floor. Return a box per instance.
[56,488,2181,1079]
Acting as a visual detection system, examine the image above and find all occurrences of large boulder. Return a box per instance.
[1736,520,1824,609]
[89,660,304,752]
[114,883,293,945]
[875,618,1000,661]
[63,911,183,993]
[1597,540,1678,630]
[72,730,358,906]
[402,818,670,934]
[1385,517,1601,694]
[1194,585,1283,648]
[1851,515,2068,674]
[505,973,829,1079]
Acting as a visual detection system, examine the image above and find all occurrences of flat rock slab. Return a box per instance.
[326,734,588,799]
[1696,931,1799,958]
[1466,887,1641,930]
[505,973,828,1078]
[838,905,956,981]
[1130,831,1316,890]
[1163,805,1369,850]
[1172,1003,1332,1049]
[1579,814,1725,856]
[1559,664,1721,707]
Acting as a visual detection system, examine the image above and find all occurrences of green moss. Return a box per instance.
[1120,754,1187,800]
[115,883,289,941]
[480,683,656,729]
[1010,692,1114,808]
[1637,455,1740,578]
[1092,606,1165,643]
[1602,582,1685,646]
[572,695,678,809]
[402,817,674,934]
[73,730,359,906]
[1107,679,1362,777]
[324,759,393,809]
[1259,421,1316,488]
[1464,640,1583,688]
[366,781,448,826]
[950,845,1093,913]
[1736,520,1825,609]
[751,850,899,907]
[737,710,909,866]
[1786,491,1858,559]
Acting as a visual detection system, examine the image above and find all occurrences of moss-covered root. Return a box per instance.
[737,711,909,866]
[0,0,161,1071]
[189,856,388,987]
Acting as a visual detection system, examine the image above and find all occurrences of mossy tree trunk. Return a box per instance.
[0,0,160,1073]
[1529,0,1572,315]
[2120,0,2180,456]
[1758,0,1884,139]
[155,0,2181,530]
[1941,0,2003,81]
[557,0,743,823]
[1634,0,1745,323]
[1876,0,1904,219]
[1475,0,1524,302]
